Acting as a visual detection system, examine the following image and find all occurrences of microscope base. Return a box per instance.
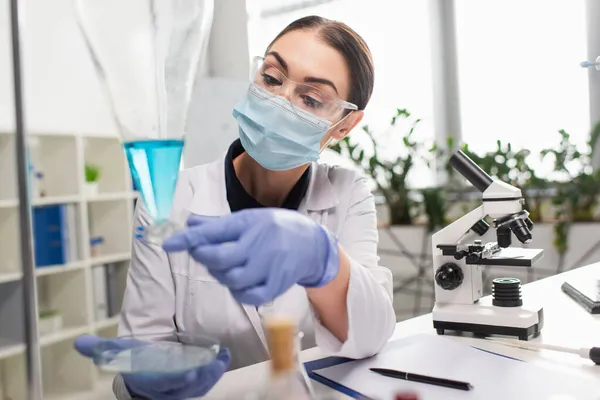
[432,300,544,341]
[434,319,541,341]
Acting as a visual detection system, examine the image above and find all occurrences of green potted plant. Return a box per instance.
[416,136,458,231]
[84,163,101,197]
[330,108,426,226]
[331,109,438,290]
[418,187,447,233]
[38,308,62,336]
[541,128,600,266]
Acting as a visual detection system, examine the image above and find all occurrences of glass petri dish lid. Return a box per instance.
[92,331,220,374]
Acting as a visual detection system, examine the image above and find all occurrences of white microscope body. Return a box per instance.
[432,150,544,341]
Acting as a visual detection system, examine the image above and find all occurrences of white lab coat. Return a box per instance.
[113,152,396,398]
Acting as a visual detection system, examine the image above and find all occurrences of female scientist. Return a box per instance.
[75,15,396,399]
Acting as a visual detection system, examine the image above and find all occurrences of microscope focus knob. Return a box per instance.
[435,263,464,290]
[454,250,468,260]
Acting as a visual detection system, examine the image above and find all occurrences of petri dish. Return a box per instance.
[92,331,220,374]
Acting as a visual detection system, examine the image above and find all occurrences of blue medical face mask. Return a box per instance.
[232,84,340,171]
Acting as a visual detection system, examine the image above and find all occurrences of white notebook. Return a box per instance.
[313,334,600,400]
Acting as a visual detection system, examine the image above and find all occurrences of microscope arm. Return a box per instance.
[431,204,485,249]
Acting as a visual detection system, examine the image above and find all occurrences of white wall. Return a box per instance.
[0,0,118,135]
[184,76,247,167]
[183,0,250,167]
[586,0,600,168]
[207,0,250,80]
[0,0,250,148]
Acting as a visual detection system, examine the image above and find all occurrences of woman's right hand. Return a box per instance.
[74,335,230,400]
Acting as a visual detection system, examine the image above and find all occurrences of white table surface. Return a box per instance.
[204,263,600,399]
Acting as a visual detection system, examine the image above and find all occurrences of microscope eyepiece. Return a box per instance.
[449,150,493,193]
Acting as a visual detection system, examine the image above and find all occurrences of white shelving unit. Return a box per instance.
[0,132,136,400]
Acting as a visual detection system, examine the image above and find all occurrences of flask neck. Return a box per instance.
[264,316,313,399]
[265,370,312,400]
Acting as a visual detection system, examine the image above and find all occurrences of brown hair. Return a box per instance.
[267,15,374,111]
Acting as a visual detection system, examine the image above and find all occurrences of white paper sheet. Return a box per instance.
[313,334,600,400]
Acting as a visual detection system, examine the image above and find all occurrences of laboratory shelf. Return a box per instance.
[33,195,83,206]
[46,388,108,400]
[93,314,120,331]
[28,135,81,198]
[0,271,23,284]
[95,319,119,342]
[0,207,21,278]
[0,199,17,209]
[35,260,88,278]
[86,191,138,202]
[0,195,83,208]
[0,338,25,360]
[0,281,25,364]
[0,133,16,202]
[0,353,27,399]
[90,252,131,266]
[40,325,90,347]
[42,338,95,398]
[45,376,115,400]
[83,137,131,194]
[88,200,134,256]
[0,133,135,398]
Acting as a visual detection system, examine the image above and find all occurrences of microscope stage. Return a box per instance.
[433,297,544,341]
[466,247,544,267]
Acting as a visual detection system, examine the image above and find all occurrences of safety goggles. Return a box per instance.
[249,56,358,120]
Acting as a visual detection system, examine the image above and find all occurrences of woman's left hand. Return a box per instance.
[162,208,340,306]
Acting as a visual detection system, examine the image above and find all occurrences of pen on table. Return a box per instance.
[369,368,473,391]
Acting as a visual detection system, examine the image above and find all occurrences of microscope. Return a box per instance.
[432,150,544,341]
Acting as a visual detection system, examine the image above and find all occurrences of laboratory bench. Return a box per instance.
[76,263,600,400]
[205,262,600,399]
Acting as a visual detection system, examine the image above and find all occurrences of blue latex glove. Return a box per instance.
[162,208,340,305]
[74,335,230,400]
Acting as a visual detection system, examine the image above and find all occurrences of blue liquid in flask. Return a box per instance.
[124,139,184,224]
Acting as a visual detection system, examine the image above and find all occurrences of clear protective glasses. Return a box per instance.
[250,56,358,120]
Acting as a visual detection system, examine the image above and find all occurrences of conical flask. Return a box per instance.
[74,0,213,242]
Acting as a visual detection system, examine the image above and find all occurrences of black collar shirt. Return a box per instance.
[224,139,311,212]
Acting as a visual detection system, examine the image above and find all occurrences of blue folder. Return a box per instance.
[304,356,361,398]
[33,205,68,267]
[303,344,522,399]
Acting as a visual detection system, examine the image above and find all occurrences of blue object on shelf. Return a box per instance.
[90,237,104,246]
[33,205,68,267]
